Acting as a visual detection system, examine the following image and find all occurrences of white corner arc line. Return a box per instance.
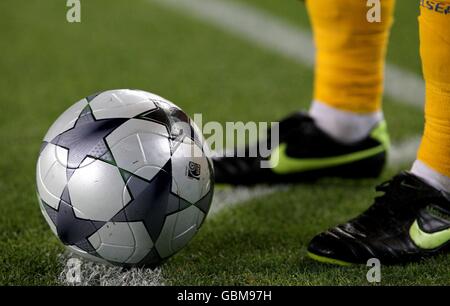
[388,136,421,168]
[150,0,425,109]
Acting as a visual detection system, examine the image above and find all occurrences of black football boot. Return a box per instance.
[213,112,389,185]
[308,172,450,265]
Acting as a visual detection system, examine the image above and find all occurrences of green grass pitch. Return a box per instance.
[0,0,448,285]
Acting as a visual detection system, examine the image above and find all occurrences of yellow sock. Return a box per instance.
[417,1,450,178]
[306,0,395,113]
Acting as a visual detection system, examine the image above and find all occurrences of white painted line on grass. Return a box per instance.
[210,185,287,216]
[388,136,421,168]
[151,0,425,109]
[58,254,165,286]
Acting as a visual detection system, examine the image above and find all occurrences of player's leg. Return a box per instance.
[308,1,450,265]
[213,0,395,185]
[307,0,394,143]
[411,1,450,192]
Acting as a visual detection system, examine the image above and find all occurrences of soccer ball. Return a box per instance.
[36,89,214,267]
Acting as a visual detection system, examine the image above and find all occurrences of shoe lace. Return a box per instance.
[353,174,427,233]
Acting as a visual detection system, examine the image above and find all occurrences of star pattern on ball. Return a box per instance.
[112,161,185,242]
[50,106,127,177]
[43,187,106,253]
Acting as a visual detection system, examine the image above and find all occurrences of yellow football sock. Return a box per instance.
[417,1,450,178]
[306,0,395,113]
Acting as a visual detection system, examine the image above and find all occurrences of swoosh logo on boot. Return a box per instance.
[269,143,385,174]
[409,220,450,250]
